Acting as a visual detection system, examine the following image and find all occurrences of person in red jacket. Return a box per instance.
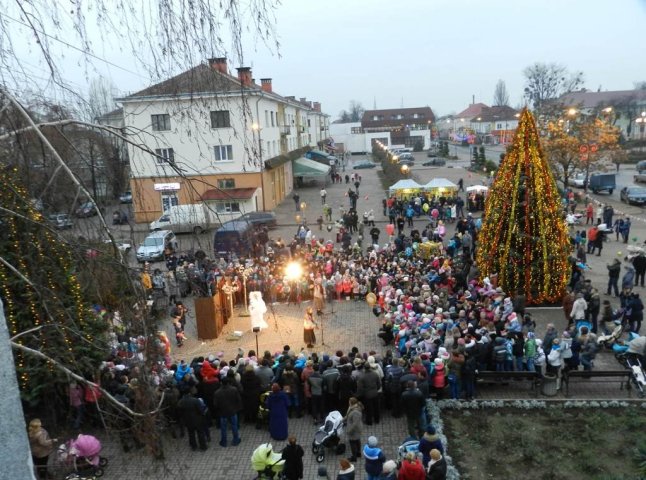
[398,452,426,480]
[431,358,446,399]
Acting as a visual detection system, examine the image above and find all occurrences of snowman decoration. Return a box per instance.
[248,291,268,330]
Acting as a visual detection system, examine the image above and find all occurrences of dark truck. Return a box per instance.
[588,173,616,194]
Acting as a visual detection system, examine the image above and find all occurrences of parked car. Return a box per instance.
[136,230,177,263]
[422,158,446,166]
[47,213,74,229]
[588,173,616,194]
[75,201,98,218]
[119,191,133,204]
[238,211,277,229]
[397,153,415,162]
[112,210,128,225]
[636,160,646,174]
[426,149,439,157]
[620,186,646,205]
[353,160,377,169]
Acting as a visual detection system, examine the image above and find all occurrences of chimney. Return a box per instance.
[208,57,228,74]
[300,97,307,104]
[236,67,252,87]
[285,96,296,101]
[313,102,321,113]
[260,78,273,93]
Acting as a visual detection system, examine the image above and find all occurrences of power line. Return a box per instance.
[0,12,150,81]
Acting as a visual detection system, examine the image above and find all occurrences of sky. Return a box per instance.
[3,0,646,120]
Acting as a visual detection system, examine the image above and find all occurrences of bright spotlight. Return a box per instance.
[285,262,303,281]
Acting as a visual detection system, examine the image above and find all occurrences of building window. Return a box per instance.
[214,145,234,162]
[271,111,275,127]
[497,123,503,129]
[217,178,235,189]
[154,148,175,164]
[216,202,241,213]
[307,119,311,127]
[210,110,231,128]
[161,192,179,212]
[151,114,171,131]
[265,110,269,126]
[351,127,363,134]
[266,141,271,157]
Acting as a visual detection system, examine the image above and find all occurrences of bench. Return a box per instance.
[562,370,632,397]
[476,371,542,397]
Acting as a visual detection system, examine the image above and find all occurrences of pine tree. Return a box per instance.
[0,165,109,406]
[476,109,570,304]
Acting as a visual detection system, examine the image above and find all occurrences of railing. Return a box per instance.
[279,125,291,136]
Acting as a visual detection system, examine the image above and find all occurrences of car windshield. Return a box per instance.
[143,237,164,247]
[628,188,646,195]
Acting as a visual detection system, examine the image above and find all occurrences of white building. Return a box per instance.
[117,58,329,223]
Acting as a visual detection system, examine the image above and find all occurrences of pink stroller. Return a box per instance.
[57,434,108,479]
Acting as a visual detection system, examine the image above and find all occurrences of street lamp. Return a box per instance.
[400,164,410,177]
[237,264,254,317]
[567,108,578,117]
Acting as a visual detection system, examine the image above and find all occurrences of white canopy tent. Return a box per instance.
[388,179,423,197]
[423,178,458,197]
[466,185,489,193]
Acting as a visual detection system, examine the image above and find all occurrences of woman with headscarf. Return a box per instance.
[28,419,57,479]
[281,436,304,480]
[266,383,290,441]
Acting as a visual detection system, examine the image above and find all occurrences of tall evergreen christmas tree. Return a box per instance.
[0,165,108,406]
[476,109,570,304]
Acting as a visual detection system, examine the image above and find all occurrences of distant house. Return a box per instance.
[469,105,520,145]
[116,58,328,223]
[438,103,489,142]
[560,90,646,141]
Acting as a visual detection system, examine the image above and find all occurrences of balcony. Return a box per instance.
[279,125,291,136]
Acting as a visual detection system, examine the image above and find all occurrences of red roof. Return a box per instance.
[201,188,257,201]
[455,103,489,119]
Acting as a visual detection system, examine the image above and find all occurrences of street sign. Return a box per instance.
[579,153,589,161]
[579,145,589,154]
[590,144,599,153]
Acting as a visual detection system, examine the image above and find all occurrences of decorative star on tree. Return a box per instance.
[476,108,570,304]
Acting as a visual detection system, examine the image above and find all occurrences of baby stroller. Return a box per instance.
[311,410,345,463]
[614,333,646,398]
[397,437,420,467]
[57,434,108,479]
[251,443,285,479]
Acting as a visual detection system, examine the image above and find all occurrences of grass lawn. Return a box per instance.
[443,407,646,480]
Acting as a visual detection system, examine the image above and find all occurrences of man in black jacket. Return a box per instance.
[401,381,425,438]
[177,388,208,451]
[212,377,243,447]
[633,253,646,288]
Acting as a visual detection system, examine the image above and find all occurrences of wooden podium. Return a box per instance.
[194,295,224,340]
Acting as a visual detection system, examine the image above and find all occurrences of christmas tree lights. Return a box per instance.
[476,109,569,304]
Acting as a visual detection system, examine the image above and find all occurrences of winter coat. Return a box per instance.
[622,266,636,290]
[344,403,364,441]
[418,432,443,467]
[547,346,562,367]
[266,390,290,441]
[401,387,425,419]
[308,371,324,397]
[337,464,356,480]
[178,394,207,430]
[570,298,587,321]
[426,456,448,480]
[212,384,242,417]
[281,442,304,480]
[397,458,426,480]
[357,368,381,399]
[363,444,386,477]
[29,428,55,458]
[432,363,446,389]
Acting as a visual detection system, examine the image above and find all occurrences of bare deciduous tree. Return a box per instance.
[523,62,584,110]
[493,80,510,107]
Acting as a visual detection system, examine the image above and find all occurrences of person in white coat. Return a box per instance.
[570,293,587,326]
[249,291,268,330]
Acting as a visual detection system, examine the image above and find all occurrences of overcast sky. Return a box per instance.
[5,0,646,119]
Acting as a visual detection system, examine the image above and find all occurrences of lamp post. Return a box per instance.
[400,164,410,177]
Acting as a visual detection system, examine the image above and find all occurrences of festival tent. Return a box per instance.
[466,185,489,193]
[388,179,423,197]
[423,178,458,196]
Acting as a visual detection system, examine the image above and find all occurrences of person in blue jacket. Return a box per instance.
[266,383,290,441]
[362,435,385,480]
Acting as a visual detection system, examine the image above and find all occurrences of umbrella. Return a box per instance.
[70,434,102,465]
[466,185,489,193]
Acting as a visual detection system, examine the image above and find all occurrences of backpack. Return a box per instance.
[152,275,165,290]
[386,366,403,393]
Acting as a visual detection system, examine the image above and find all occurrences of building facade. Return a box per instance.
[118,58,328,223]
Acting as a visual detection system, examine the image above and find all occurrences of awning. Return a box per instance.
[424,178,458,190]
[466,185,489,193]
[201,187,257,201]
[293,157,331,177]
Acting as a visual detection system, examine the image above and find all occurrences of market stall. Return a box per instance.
[388,179,423,199]
[466,185,489,211]
[423,178,458,199]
